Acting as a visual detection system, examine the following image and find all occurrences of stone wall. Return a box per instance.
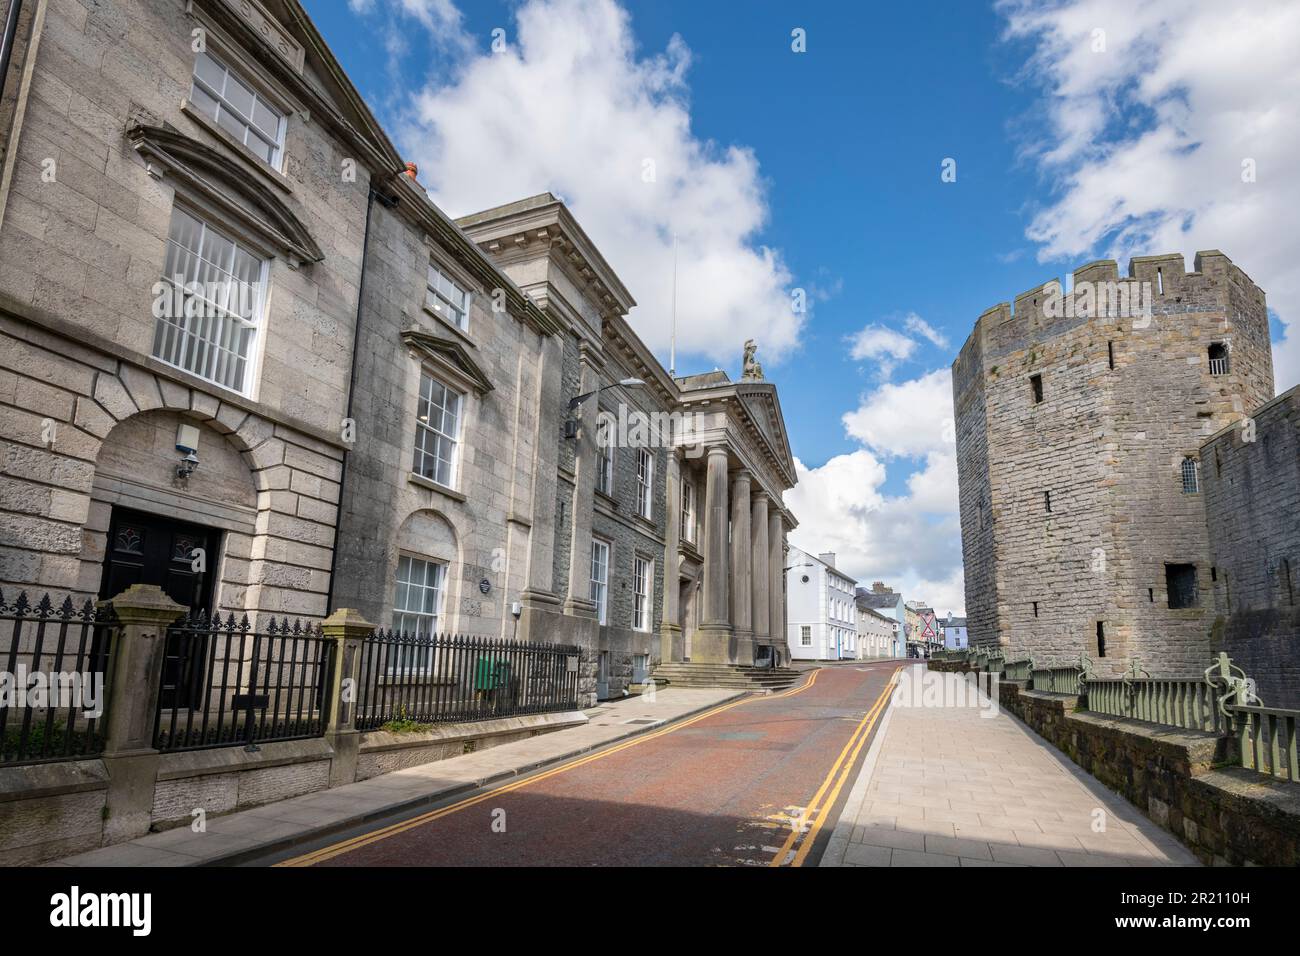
[0,709,584,865]
[953,252,1275,676]
[1200,385,1300,707]
[996,680,1300,866]
[331,196,554,638]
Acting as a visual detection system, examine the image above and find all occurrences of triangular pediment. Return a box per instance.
[401,328,494,395]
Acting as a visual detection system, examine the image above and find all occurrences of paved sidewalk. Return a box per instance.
[821,674,1199,867]
[51,687,744,867]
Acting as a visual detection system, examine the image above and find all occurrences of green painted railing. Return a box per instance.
[1004,659,1033,682]
[1231,705,1299,784]
[1084,678,1227,734]
[1030,666,1083,695]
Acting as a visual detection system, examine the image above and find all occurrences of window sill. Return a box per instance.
[181,99,292,195]
[421,305,474,345]
[408,472,467,502]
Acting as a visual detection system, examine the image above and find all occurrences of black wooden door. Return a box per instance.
[100,508,221,708]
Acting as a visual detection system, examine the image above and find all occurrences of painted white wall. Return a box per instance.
[786,545,858,661]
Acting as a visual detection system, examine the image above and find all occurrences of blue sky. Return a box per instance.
[306,0,1300,614]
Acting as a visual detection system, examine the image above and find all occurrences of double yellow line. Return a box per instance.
[769,665,900,867]
[278,668,823,866]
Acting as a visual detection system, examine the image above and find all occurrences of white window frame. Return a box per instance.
[681,479,696,544]
[636,449,654,519]
[633,556,653,632]
[426,261,471,332]
[800,625,812,647]
[153,206,269,396]
[391,554,446,673]
[590,538,611,626]
[413,370,463,488]
[189,49,287,169]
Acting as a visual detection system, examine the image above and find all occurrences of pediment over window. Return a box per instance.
[127,124,323,266]
[401,327,494,395]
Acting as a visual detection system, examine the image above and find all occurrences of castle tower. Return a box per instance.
[953,251,1274,676]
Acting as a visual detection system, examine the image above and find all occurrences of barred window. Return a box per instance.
[153,207,267,394]
[413,372,463,487]
[1181,457,1199,494]
[190,51,286,167]
[633,557,653,632]
[427,263,470,331]
[590,539,610,626]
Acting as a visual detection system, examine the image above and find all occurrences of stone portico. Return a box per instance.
[665,371,798,668]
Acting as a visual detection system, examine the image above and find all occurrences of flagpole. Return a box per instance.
[670,232,677,377]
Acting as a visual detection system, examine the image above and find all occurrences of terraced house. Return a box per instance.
[0,0,408,619]
[0,2,799,721]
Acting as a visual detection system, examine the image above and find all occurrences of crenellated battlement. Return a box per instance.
[960,251,1267,351]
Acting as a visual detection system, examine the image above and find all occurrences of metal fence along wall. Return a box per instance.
[355,631,580,730]
[0,592,116,766]
[153,612,336,752]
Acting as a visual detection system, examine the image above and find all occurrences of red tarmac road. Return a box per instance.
[268,661,900,867]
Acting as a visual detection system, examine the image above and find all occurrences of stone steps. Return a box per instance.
[651,662,803,691]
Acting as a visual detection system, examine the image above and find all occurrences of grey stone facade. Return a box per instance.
[1200,385,1300,707]
[0,0,405,619]
[0,3,801,711]
[953,252,1275,676]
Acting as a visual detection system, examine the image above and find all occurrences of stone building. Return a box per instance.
[326,171,562,647]
[1200,384,1299,707]
[953,251,1275,676]
[0,2,800,707]
[453,195,799,697]
[0,0,409,619]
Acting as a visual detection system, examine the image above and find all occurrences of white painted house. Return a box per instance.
[786,547,858,661]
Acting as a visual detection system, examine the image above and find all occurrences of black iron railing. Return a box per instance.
[0,591,116,766]
[355,631,580,731]
[153,612,335,752]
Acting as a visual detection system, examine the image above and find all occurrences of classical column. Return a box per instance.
[695,444,732,663]
[729,469,753,665]
[750,491,770,654]
[768,508,784,660]
[660,449,683,663]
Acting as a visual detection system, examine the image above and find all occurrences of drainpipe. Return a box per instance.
[0,0,23,104]
[324,171,403,613]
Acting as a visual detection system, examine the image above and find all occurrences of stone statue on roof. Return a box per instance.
[742,339,764,381]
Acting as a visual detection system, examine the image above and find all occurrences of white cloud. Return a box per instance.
[999,0,1300,393]
[846,324,916,371]
[376,0,799,365]
[788,369,963,615]
[842,368,955,459]
[903,313,948,349]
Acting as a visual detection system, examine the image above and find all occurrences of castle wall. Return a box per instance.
[1200,386,1300,707]
[953,252,1275,676]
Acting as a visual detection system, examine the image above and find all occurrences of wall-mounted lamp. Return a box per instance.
[176,423,200,481]
[567,377,645,412]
